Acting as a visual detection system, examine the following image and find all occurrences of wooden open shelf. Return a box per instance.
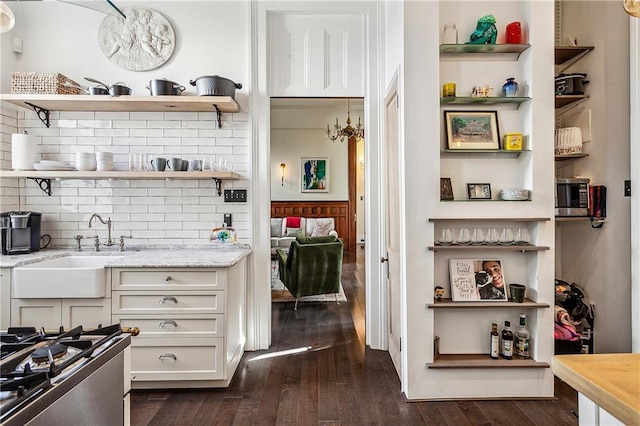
[427,354,550,369]
[428,244,549,252]
[429,218,550,222]
[0,170,241,180]
[555,154,589,161]
[554,46,594,67]
[426,298,549,309]
[0,94,240,113]
[555,94,589,109]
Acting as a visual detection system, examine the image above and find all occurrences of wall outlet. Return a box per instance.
[223,213,232,227]
[224,189,247,202]
[624,180,631,197]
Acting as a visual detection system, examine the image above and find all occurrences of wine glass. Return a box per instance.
[486,227,500,245]
[471,227,484,245]
[456,228,471,245]
[515,227,530,244]
[499,228,514,245]
[437,228,453,245]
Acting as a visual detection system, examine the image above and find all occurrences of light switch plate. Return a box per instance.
[223,213,232,227]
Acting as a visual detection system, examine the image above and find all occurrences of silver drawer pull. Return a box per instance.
[159,320,178,328]
[159,296,178,304]
[158,353,177,362]
[164,276,172,281]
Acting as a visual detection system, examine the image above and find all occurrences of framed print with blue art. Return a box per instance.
[301,157,328,192]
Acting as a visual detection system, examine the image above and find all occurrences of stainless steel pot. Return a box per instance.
[109,82,132,96]
[189,75,242,98]
[147,78,185,96]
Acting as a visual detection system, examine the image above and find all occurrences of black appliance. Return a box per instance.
[1,211,42,255]
[0,324,134,425]
[555,73,589,95]
[555,178,590,217]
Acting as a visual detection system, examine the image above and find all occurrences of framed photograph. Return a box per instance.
[444,110,500,150]
[301,157,328,192]
[467,183,492,200]
[449,259,508,302]
[440,177,454,201]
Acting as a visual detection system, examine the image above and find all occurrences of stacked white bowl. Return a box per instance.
[76,152,97,171]
[96,151,115,171]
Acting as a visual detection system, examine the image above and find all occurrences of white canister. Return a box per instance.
[11,132,37,170]
[442,23,458,44]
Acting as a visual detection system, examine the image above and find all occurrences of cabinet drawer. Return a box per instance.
[112,291,224,315]
[112,314,224,338]
[112,269,225,291]
[130,337,224,381]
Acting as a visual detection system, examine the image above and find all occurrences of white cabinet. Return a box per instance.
[269,14,364,97]
[110,259,246,389]
[1,268,11,329]
[10,298,111,329]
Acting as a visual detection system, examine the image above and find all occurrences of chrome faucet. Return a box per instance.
[88,213,114,246]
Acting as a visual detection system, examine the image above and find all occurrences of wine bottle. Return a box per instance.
[515,313,530,358]
[490,323,500,359]
[501,321,513,360]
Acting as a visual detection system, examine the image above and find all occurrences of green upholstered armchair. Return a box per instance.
[276,236,343,309]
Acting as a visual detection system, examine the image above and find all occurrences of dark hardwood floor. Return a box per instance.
[130,249,578,425]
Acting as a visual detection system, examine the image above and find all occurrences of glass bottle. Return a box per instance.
[502,78,519,97]
[506,21,522,44]
[501,321,513,360]
[441,23,458,44]
[515,313,530,358]
[490,323,500,359]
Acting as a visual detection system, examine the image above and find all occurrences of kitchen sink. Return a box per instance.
[13,255,124,298]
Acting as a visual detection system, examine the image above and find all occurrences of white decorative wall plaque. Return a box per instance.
[98,7,175,71]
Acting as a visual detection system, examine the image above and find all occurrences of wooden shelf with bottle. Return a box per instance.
[426,354,549,369]
[426,298,549,309]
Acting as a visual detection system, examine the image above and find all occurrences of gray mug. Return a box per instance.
[181,159,189,171]
[151,157,166,171]
[168,158,182,171]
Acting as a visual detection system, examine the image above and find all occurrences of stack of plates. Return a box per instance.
[76,152,97,171]
[96,151,115,171]
[500,189,530,201]
[33,160,75,171]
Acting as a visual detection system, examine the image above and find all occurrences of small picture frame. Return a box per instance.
[440,178,454,201]
[444,110,500,150]
[301,157,328,192]
[467,183,492,200]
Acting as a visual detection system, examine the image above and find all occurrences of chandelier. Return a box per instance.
[326,99,364,142]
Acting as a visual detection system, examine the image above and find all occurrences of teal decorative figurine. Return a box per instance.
[467,14,498,44]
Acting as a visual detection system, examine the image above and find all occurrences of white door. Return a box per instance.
[384,76,402,375]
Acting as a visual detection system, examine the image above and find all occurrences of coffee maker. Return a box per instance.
[1,211,42,255]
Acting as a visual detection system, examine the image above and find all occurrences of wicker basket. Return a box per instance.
[11,72,81,95]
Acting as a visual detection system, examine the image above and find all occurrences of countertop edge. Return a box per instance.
[552,355,640,426]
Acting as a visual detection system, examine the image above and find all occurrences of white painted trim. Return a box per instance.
[630,16,639,353]
[251,1,384,351]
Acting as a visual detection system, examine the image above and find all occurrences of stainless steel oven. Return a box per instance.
[555,178,590,216]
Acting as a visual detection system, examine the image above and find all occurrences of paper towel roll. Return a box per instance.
[11,132,37,170]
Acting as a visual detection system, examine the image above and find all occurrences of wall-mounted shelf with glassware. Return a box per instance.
[427,244,549,252]
[441,149,530,158]
[426,299,549,309]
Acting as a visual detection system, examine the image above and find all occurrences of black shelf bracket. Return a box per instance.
[212,178,223,196]
[212,104,222,129]
[25,102,51,128]
[28,178,52,196]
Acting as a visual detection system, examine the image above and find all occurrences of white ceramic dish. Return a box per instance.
[33,164,76,171]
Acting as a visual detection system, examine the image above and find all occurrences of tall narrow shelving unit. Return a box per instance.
[410,1,556,400]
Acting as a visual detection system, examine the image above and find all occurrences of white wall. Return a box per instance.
[557,1,632,353]
[0,1,251,247]
[270,103,351,201]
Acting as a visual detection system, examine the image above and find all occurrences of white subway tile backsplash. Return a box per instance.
[1,107,250,246]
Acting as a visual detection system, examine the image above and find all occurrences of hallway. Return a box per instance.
[130,250,579,425]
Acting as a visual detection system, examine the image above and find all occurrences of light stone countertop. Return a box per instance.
[0,246,251,268]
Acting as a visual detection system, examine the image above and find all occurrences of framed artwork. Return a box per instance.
[301,157,328,192]
[440,177,454,201]
[449,259,508,302]
[444,110,500,150]
[467,183,492,200]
